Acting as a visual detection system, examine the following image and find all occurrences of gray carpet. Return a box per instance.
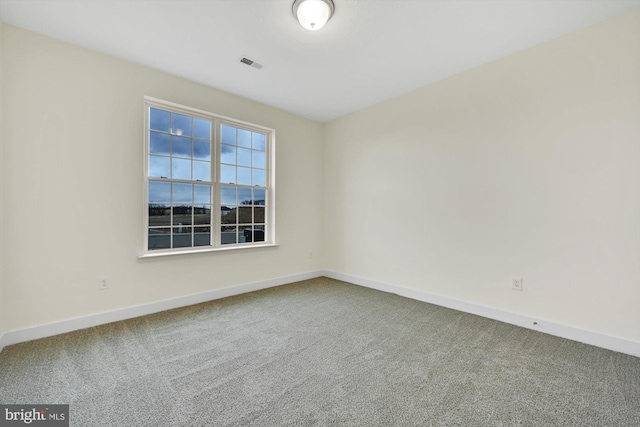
[1,277,639,426]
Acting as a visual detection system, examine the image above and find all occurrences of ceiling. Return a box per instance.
[1,0,639,123]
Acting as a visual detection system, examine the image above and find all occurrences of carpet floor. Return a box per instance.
[1,277,639,426]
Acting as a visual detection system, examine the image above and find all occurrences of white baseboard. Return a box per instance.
[321,270,640,358]
[2,270,638,358]
[0,270,324,352]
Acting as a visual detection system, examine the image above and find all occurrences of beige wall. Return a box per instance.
[323,10,640,342]
[2,25,324,332]
[0,20,4,337]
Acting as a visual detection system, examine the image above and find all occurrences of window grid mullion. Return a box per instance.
[213,119,221,247]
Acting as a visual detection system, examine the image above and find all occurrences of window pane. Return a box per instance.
[221,125,236,145]
[193,118,211,140]
[172,136,192,158]
[173,183,193,203]
[221,226,237,245]
[254,207,265,223]
[194,184,211,204]
[221,206,236,224]
[194,205,211,225]
[221,164,236,184]
[221,144,235,165]
[193,161,210,182]
[150,108,170,132]
[254,226,265,242]
[238,206,252,224]
[237,148,251,167]
[149,132,170,155]
[237,167,251,185]
[148,228,170,250]
[194,140,210,160]
[242,227,254,243]
[148,204,170,226]
[238,129,251,148]
[194,227,211,247]
[221,186,237,205]
[149,181,171,203]
[172,114,192,137]
[252,133,266,151]
[252,169,265,186]
[172,158,191,180]
[173,227,192,248]
[252,150,265,169]
[253,188,266,205]
[238,187,252,205]
[149,155,170,178]
[172,205,192,226]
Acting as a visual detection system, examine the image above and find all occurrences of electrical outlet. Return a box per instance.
[512,277,523,291]
[99,277,109,290]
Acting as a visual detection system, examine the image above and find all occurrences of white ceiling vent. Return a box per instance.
[240,57,263,70]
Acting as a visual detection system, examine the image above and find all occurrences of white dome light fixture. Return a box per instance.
[292,0,335,31]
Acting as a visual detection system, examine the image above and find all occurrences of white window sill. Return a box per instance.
[138,243,279,259]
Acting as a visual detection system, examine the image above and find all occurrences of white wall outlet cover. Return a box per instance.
[99,277,109,290]
[512,277,523,291]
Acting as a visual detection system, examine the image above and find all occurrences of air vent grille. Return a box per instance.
[240,57,263,70]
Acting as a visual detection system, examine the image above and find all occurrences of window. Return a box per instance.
[143,98,274,254]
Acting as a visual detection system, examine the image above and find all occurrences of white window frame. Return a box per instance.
[140,97,276,257]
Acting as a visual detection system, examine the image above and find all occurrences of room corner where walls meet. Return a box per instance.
[0,18,6,349]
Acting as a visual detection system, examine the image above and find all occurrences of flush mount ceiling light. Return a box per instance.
[292,0,335,31]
